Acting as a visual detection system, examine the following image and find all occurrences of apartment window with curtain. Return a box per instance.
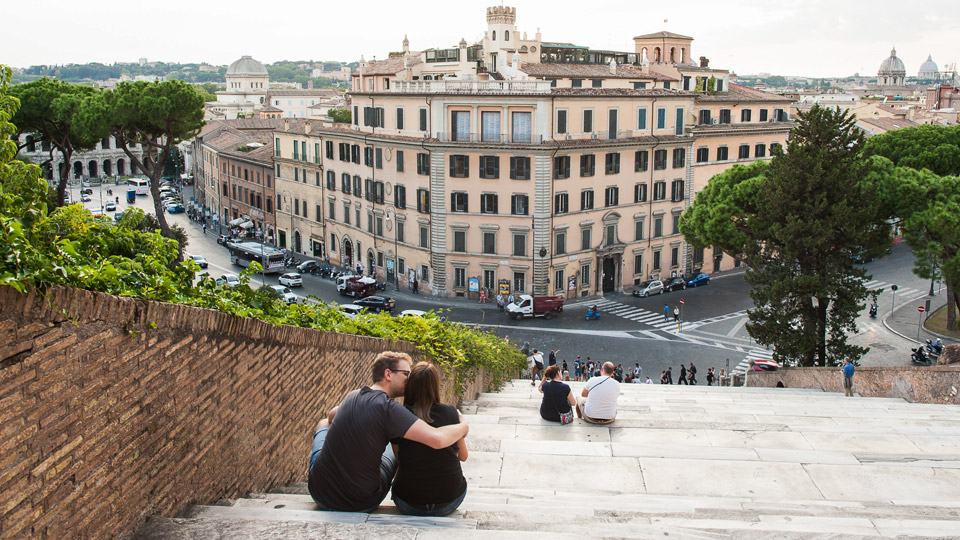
[325,140,334,159]
[554,192,568,214]
[450,191,468,212]
[451,111,470,141]
[341,173,351,194]
[417,152,430,175]
[481,111,501,142]
[395,185,406,209]
[480,193,498,214]
[741,109,752,122]
[604,186,619,207]
[671,179,684,202]
[512,111,532,143]
[580,189,594,210]
[511,194,529,215]
[634,183,647,203]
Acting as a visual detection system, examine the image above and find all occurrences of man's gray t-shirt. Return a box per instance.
[308,387,418,511]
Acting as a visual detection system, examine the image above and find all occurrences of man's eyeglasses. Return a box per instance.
[391,369,411,376]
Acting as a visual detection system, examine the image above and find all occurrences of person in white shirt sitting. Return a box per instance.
[576,362,620,425]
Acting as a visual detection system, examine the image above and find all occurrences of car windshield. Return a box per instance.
[640,281,654,287]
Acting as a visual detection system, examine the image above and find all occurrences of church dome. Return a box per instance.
[878,47,906,75]
[919,55,939,78]
[226,56,268,77]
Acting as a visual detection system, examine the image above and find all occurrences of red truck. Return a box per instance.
[506,294,565,320]
[337,275,377,298]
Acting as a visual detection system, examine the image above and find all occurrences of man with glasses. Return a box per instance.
[308,351,469,512]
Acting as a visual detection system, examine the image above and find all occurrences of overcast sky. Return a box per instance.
[8,0,958,78]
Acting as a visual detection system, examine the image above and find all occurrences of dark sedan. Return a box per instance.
[664,277,688,292]
[683,272,710,287]
[354,295,396,313]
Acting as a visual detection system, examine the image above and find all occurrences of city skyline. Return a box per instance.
[8,0,958,78]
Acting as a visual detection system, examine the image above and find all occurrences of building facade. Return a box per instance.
[17,134,143,182]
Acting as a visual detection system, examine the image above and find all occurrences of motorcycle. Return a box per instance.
[925,338,943,358]
[585,305,600,320]
[910,347,932,366]
[375,281,387,291]
[868,303,878,318]
[319,264,332,278]
[106,188,113,196]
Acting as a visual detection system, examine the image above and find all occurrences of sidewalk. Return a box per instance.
[882,288,958,346]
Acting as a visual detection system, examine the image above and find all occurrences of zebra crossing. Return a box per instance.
[592,299,684,331]
[862,279,929,302]
[732,348,774,375]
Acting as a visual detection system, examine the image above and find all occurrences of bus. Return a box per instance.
[225,241,286,274]
[127,178,149,195]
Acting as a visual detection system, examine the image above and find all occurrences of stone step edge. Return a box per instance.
[184,504,479,530]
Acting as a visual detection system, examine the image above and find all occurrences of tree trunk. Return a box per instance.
[114,135,178,252]
[55,148,73,208]
[817,300,828,366]
[947,281,957,331]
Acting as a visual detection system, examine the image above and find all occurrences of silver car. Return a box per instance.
[632,280,664,297]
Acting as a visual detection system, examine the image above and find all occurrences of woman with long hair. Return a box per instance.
[538,365,576,423]
[391,362,468,516]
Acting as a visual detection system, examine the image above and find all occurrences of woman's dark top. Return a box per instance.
[391,403,466,505]
[539,380,573,422]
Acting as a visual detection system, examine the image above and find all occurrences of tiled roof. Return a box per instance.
[206,131,274,163]
[358,56,422,76]
[550,88,694,98]
[260,105,282,112]
[266,89,339,97]
[633,31,694,40]
[857,117,918,132]
[521,63,677,81]
[695,84,793,103]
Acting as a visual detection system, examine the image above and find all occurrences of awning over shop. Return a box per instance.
[228,218,244,226]
[238,220,254,230]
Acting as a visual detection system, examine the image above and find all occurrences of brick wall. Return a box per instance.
[0,283,490,539]
[745,364,960,404]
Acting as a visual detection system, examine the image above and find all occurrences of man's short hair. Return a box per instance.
[371,351,413,383]
[601,362,615,375]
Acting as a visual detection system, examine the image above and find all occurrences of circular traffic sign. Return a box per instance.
[918,306,925,313]
[680,299,685,306]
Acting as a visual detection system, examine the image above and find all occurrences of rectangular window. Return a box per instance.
[481,111,501,142]
[634,183,647,203]
[325,140,334,159]
[341,173,351,194]
[635,219,645,240]
[672,214,681,234]
[608,109,618,139]
[581,228,591,251]
[450,191,468,213]
[633,81,648,90]
[770,142,781,153]
[604,186,619,207]
[316,204,322,221]
[755,144,766,158]
[364,146,373,167]
[699,109,712,125]
[353,175,361,196]
[580,154,595,177]
[375,148,383,169]
[275,137,281,157]
[671,179,684,202]
[557,110,567,134]
[396,107,404,130]
[513,233,527,257]
[738,144,750,159]
[671,246,679,267]
[696,147,709,163]
[511,194,529,215]
[479,155,499,179]
[453,231,466,253]
[343,203,350,225]
[374,180,384,204]
[420,225,429,248]
[293,197,300,216]
[451,111,471,141]
[329,200,336,221]
[675,107,684,136]
[417,152,430,175]
[512,111,532,143]
[554,192,569,214]
[480,193,498,214]
[571,79,583,88]
[653,181,667,201]
[294,167,299,182]
[591,79,602,88]
[510,156,531,180]
[376,216,383,236]
[653,250,661,270]
[397,222,404,243]
[656,108,666,129]
[351,144,360,164]
[719,109,731,124]
[583,109,593,133]
[634,253,643,275]
[759,109,769,122]
[364,178,373,201]
[635,150,649,172]
[637,108,647,130]
[654,217,663,238]
[716,146,729,161]
[741,109,752,122]
[672,148,685,169]
[580,189,594,211]
[314,142,320,163]
[292,140,299,160]
[554,156,571,179]
[395,185,407,209]
[483,232,496,254]
[605,152,620,175]
[654,149,667,170]
[449,155,469,178]
[396,150,404,172]
[417,189,430,213]
[605,224,616,246]
[420,108,428,131]
[581,264,591,286]
[693,247,704,264]
[353,106,358,125]
[339,142,349,162]
[554,231,567,256]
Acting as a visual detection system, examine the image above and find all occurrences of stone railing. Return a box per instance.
[391,79,553,94]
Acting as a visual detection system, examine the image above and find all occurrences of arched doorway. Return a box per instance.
[117,159,126,176]
[88,160,98,178]
[293,230,302,253]
[102,160,112,177]
[73,162,83,179]
[342,238,353,267]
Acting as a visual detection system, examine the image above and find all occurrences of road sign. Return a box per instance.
[917,306,925,313]
[680,299,685,306]
[891,284,898,291]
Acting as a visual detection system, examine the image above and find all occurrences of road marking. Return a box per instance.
[732,348,774,374]
[726,315,749,337]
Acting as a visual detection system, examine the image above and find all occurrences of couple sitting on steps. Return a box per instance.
[539,362,620,424]
[308,351,469,516]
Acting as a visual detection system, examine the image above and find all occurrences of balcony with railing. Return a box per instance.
[436,132,545,144]
[391,79,553,94]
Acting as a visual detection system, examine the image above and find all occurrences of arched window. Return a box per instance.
[492,31,496,41]
[505,30,510,41]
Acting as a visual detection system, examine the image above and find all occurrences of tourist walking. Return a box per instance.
[673,306,680,323]
[496,293,505,312]
[842,358,855,397]
[663,304,670,322]
[678,364,688,385]
[688,363,698,385]
[665,367,673,384]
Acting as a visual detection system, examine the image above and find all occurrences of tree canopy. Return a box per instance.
[681,105,895,366]
[865,124,960,177]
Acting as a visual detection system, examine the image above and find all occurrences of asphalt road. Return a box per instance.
[78,180,945,379]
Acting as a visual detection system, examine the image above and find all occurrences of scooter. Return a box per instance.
[925,339,943,358]
[585,305,600,320]
[910,347,932,366]
[868,303,878,318]
[319,264,332,278]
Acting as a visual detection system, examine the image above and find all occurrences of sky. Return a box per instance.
[8,0,958,78]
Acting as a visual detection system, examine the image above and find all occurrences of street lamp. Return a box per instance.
[385,207,400,291]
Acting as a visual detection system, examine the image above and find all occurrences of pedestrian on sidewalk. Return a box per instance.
[673,306,680,323]
[842,358,855,397]
[659,370,666,384]
[528,349,544,386]
[707,368,716,386]
[479,289,486,304]
[663,304,670,322]
[688,363,698,385]
[678,364,688,385]
[496,293,504,312]
[665,367,673,384]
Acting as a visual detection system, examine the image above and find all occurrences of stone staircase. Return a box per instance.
[133,380,960,539]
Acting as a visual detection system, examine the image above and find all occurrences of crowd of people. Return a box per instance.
[526,349,723,387]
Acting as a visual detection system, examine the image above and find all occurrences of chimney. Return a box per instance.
[305,121,312,134]
[700,56,710,68]
[284,119,290,131]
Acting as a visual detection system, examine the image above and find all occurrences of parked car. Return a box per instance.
[165,203,185,214]
[279,272,303,287]
[683,272,710,287]
[267,284,298,304]
[297,260,320,274]
[189,255,208,269]
[398,309,427,318]
[105,201,116,212]
[216,274,240,288]
[80,188,93,195]
[217,234,231,245]
[339,304,364,318]
[81,194,92,202]
[355,295,396,313]
[663,277,687,292]
[633,280,664,297]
